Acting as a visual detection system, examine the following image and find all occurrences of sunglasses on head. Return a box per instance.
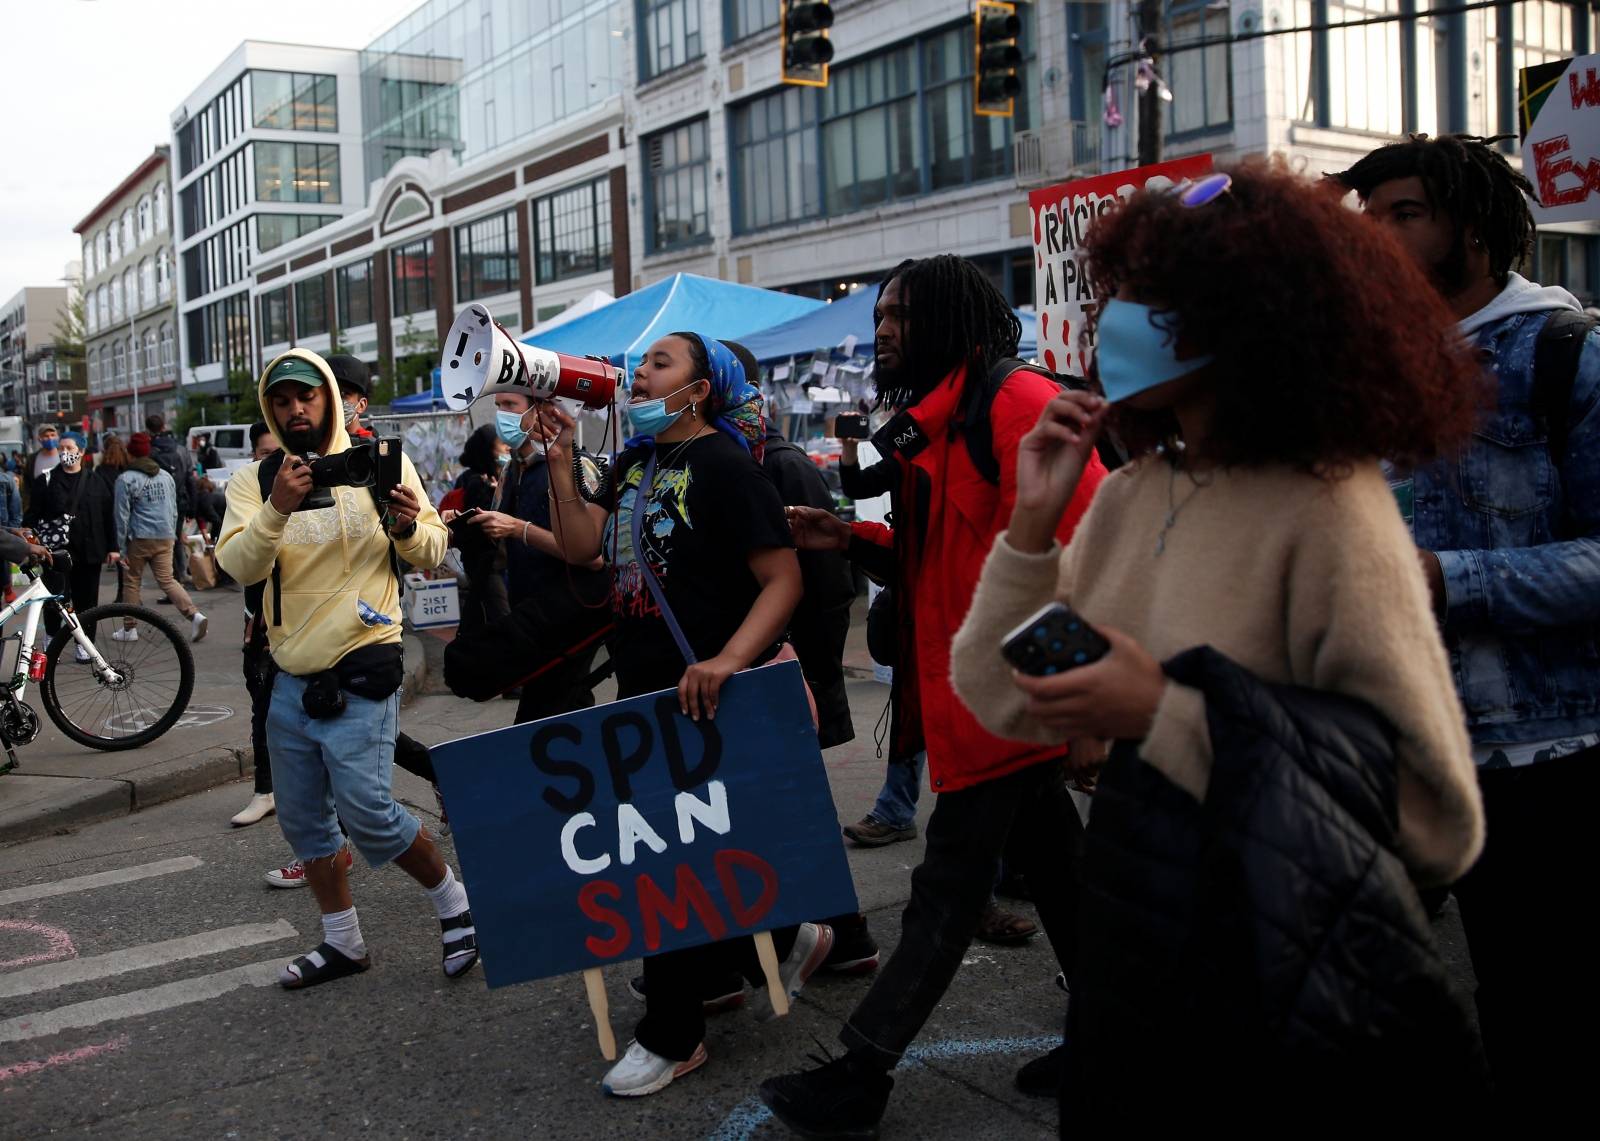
[1169,172,1233,208]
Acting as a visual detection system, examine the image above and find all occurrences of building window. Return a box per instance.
[822,46,920,214]
[96,230,109,271]
[139,258,155,310]
[731,86,820,233]
[122,268,137,315]
[86,290,98,334]
[645,118,710,252]
[726,0,780,42]
[337,259,374,328]
[98,284,110,325]
[138,196,153,242]
[109,222,121,264]
[256,213,338,253]
[110,276,124,321]
[120,209,135,253]
[261,288,289,345]
[295,275,330,338]
[254,142,341,204]
[252,71,338,132]
[456,209,520,299]
[639,0,703,80]
[923,21,1030,192]
[87,352,98,390]
[83,239,95,279]
[156,248,171,301]
[159,324,174,370]
[534,180,612,283]
[154,184,168,232]
[113,340,125,386]
[143,330,158,382]
[1322,0,1401,133]
[391,237,435,317]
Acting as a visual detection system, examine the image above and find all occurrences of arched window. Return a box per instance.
[83,239,94,278]
[109,277,123,321]
[122,268,137,314]
[113,340,125,386]
[137,196,152,242]
[85,290,98,333]
[144,330,157,382]
[154,184,168,232]
[108,224,120,264]
[159,324,174,370]
[139,258,155,308]
[87,352,98,389]
[97,284,109,324]
[155,248,170,300]
[120,209,134,252]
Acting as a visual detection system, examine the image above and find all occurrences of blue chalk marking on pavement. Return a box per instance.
[704,1035,1060,1140]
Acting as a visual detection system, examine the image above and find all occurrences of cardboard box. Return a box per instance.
[403,573,460,629]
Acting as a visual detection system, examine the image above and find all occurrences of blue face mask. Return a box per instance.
[627,382,697,438]
[495,409,529,448]
[494,452,510,468]
[1094,299,1213,404]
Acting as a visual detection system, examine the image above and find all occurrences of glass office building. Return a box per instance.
[360,0,627,183]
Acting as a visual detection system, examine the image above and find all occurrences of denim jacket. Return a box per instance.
[0,470,20,529]
[114,462,178,547]
[1412,294,1600,746]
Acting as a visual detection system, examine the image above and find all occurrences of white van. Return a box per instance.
[188,424,254,477]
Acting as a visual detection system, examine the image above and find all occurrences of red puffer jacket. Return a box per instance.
[850,363,1104,793]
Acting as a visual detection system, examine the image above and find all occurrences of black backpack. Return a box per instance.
[245,451,402,628]
[1532,308,1595,464]
[958,357,1126,486]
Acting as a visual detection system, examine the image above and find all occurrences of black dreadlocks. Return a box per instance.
[874,254,1021,408]
[1335,134,1535,288]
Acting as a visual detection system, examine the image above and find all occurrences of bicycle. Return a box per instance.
[0,551,196,775]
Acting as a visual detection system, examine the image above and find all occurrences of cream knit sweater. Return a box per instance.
[950,457,1485,886]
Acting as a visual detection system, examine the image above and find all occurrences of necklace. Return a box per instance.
[660,423,711,468]
[1155,457,1214,557]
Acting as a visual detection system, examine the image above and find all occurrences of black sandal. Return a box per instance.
[441,911,479,978]
[280,942,371,990]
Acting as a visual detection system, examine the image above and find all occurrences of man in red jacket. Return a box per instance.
[762,256,1105,1135]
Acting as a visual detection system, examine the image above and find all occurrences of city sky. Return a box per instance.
[0,0,417,302]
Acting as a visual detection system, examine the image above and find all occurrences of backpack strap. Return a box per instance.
[960,357,1126,485]
[1533,308,1595,465]
[631,451,697,667]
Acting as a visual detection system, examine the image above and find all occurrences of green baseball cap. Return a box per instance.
[263,356,326,389]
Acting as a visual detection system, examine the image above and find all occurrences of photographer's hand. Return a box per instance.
[385,484,420,533]
[269,455,314,514]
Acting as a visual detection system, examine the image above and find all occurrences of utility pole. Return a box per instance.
[1136,0,1164,166]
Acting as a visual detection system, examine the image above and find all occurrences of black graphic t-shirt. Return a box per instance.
[605,432,792,697]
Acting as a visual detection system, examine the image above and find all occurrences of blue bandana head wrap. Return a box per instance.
[626,333,765,456]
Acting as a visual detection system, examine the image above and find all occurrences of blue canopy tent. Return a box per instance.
[739,286,1038,364]
[391,368,446,412]
[519,272,824,376]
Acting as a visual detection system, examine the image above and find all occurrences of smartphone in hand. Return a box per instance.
[1000,602,1111,676]
[834,412,869,439]
[447,507,483,530]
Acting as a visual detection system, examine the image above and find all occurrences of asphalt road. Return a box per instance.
[0,677,1076,1141]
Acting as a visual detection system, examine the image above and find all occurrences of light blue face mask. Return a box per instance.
[494,452,511,468]
[1095,299,1213,403]
[627,382,697,438]
[495,409,530,448]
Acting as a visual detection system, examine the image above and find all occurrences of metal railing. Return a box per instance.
[1013,123,1103,188]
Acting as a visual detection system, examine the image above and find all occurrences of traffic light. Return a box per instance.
[974,0,1022,118]
[782,1,834,88]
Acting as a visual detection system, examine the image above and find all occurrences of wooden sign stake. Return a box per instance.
[754,930,790,1017]
[584,967,617,1060]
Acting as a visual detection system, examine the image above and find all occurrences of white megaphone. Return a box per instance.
[440,303,621,412]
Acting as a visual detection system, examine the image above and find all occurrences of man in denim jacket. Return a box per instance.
[1340,135,1598,1108]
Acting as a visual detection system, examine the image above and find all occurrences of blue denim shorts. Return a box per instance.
[266,670,419,866]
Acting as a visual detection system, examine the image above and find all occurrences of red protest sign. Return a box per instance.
[1029,155,1213,377]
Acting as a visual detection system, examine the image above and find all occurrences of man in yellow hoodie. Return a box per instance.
[217,349,478,988]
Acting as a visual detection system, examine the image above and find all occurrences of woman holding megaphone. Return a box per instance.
[536,331,826,1098]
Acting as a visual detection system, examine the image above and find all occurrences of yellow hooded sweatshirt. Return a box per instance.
[215,348,447,677]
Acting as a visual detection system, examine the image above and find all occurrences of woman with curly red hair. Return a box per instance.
[949,158,1490,1123]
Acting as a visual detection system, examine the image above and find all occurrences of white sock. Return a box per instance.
[279,906,365,984]
[425,866,469,920]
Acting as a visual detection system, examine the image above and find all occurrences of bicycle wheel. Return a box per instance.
[40,603,196,751]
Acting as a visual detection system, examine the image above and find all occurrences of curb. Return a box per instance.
[0,746,246,847]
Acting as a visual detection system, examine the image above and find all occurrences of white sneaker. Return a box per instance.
[74,643,92,663]
[111,627,139,643]
[601,1040,708,1097]
[231,792,275,827]
[750,922,835,1022]
[190,612,209,643]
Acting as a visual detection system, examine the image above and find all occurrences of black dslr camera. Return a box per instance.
[293,436,403,512]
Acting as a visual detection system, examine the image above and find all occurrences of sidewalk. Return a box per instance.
[0,567,435,846]
[2,580,890,847]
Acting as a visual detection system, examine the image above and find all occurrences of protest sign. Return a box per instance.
[430,660,858,990]
[1029,155,1212,377]
[1519,53,1600,224]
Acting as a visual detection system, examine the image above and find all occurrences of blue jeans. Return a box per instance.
[267,671,418,866]
[871,751,925,830]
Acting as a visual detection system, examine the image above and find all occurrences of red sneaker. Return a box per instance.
[264,847,353,888]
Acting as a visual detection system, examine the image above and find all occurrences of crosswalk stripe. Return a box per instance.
[0,856,203,908]
[0,921,297,1001]
[0,958,285,1044]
